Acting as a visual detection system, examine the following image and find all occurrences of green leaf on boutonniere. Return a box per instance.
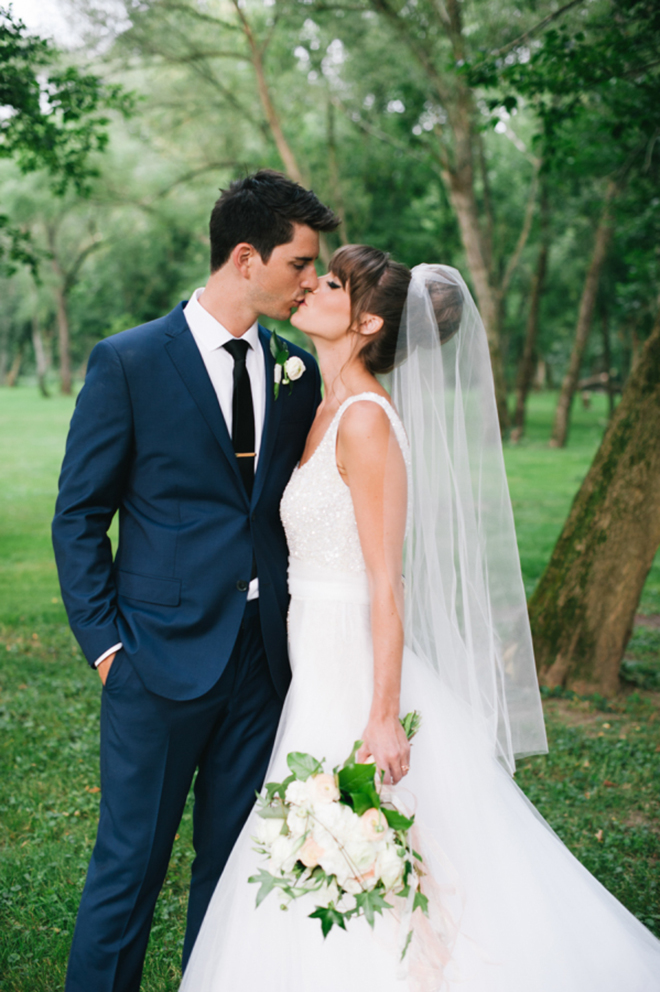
[270,328,289,365]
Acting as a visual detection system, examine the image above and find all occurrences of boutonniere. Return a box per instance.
[270,330,306,400]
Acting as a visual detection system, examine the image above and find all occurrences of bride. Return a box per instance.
[180,246,660,990]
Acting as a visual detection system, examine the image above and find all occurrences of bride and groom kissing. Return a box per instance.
[53,170,660,991]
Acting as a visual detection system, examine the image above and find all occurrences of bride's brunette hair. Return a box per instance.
[330,245,462,375]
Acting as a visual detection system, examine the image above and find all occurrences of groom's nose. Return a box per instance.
[301,264,319,291]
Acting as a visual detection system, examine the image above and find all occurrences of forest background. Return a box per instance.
[1,0,660,986]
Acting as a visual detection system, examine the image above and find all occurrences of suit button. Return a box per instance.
[236,580,249,592]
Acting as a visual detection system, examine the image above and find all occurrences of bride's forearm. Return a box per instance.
[368,581,404,719]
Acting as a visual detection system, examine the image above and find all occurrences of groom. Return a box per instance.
[52,169,339,991]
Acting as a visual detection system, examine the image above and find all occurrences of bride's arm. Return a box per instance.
[336,401,410,785]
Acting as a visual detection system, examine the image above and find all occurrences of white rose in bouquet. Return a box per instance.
[287,804,311,839]
[255,816,284,846]
[285,779,313,807]
[268,834,300,875]
[314,879,340,909]
[376,844,406,892]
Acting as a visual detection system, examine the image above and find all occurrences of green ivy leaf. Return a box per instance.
[287,751,324,780]
[248,868,278,908]
[354,888,393,928]
[413,890,429,916]
[309,905,348,938]
[381,807,415,831]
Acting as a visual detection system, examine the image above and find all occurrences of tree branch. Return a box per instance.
[332,97,428,163]
[500,158,541,297]
[487,0,583,61]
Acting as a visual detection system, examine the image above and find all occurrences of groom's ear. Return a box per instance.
[231,242,259,278]
[357,312,384,338]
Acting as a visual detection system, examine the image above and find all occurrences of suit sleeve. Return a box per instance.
[52,339,134,667]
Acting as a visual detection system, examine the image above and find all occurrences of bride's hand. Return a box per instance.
[357,714,411,785]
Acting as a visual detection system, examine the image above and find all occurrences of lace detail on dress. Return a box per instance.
[280,392,411,574]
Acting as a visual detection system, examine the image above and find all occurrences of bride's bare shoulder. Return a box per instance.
[336,395,398,464]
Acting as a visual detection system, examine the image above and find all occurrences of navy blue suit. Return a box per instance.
[52,303,320,991]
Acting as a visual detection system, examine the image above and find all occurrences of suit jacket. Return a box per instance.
[52,302,321,701]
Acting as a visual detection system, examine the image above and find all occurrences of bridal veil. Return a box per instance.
[390,264,547,773]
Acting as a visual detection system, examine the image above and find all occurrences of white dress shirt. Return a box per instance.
[94,288,265,668]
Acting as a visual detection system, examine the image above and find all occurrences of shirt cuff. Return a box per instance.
[94,643,123,668]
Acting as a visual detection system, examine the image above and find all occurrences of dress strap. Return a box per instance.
[331,392,411,469]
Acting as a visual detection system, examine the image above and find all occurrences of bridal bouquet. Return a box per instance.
[249,712,428,957]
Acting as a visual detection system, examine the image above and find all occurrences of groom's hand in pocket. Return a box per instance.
[97,652,116,686]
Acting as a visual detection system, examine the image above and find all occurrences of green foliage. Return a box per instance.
[308,903,348,937]
[286,751,324,780]
[0,6,132,194]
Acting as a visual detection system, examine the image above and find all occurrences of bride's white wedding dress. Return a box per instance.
[181,393,660,991]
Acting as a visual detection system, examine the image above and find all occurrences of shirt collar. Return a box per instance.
[184,287,260,353]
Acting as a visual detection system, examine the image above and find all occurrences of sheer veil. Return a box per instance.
[391,264,547,773]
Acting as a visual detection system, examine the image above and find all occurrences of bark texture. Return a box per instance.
[32,317,50,397]
[54,282,72,395]
[511,190,550,442]
[529,308,660,695]
[550,180,618,447]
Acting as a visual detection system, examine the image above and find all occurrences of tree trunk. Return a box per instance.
[550,180,618,447]
[599,299,615,418]
[231,0,336,264]
[54,283,72,395]
[528,305,660,695]
[32,316,50,398]
[511,191,550,442]
[6,344,23,386]
[443,162,509,430]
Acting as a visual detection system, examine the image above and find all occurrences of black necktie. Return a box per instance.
[223,338,255,498]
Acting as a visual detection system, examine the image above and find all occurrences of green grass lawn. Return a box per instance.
[1,386,659,990]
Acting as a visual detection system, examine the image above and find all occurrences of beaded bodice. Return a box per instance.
[280,392,410,574]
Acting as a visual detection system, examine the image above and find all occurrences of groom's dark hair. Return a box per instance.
[209,169,340,271]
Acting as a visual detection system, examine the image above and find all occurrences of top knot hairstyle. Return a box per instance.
[210,169,340,271]
[330,246,463,375]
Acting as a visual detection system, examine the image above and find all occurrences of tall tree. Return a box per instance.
[314,0,564,428]
[483,0,660,444]
[0,5,131,276]
[529,303,660,694]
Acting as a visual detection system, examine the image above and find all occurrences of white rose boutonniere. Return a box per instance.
[270,330,306,400]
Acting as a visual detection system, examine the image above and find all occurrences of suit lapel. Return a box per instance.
[252,326,283,507]
[164,306,245,494]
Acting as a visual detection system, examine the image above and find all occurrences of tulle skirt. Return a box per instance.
[180,562,660,991]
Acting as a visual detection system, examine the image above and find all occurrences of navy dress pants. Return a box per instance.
[65,603,282,992]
